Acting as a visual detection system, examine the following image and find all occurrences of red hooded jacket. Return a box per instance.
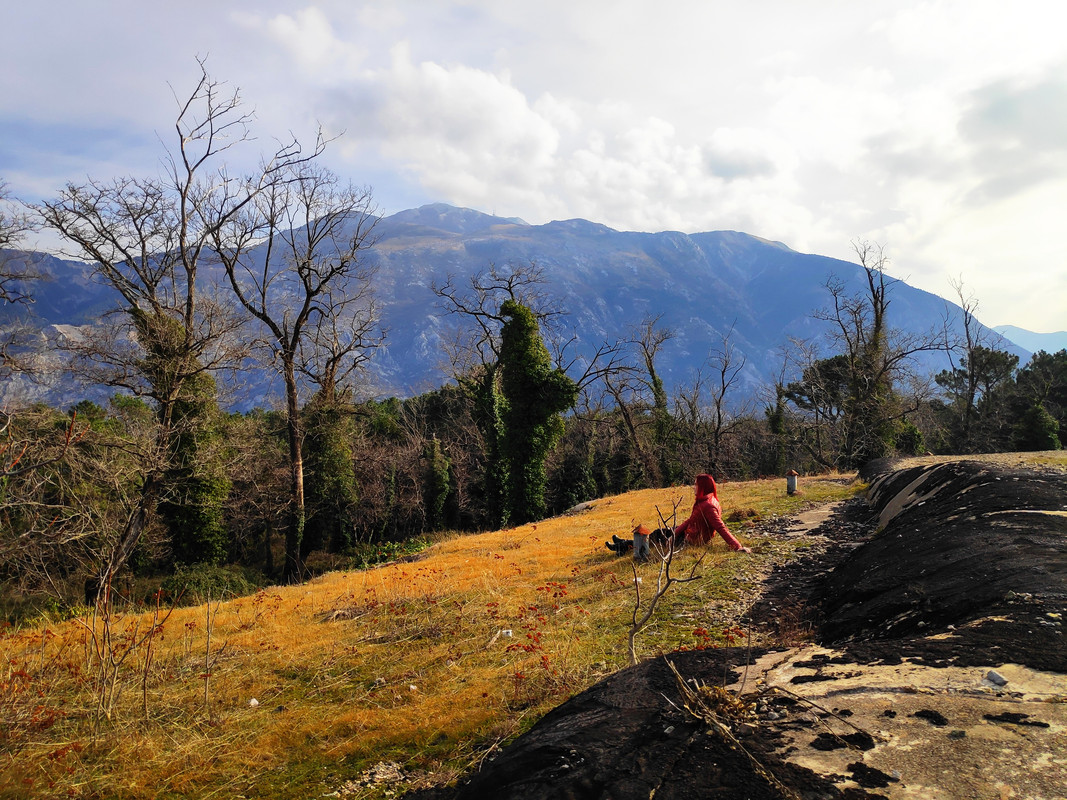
[673,474,744,550]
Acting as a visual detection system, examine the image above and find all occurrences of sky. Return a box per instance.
[2,0,1065,332]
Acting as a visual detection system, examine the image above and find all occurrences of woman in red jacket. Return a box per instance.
[673,473,751,552]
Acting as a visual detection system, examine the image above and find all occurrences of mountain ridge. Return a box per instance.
[0,204,1030,410]
[993,324,1067,357]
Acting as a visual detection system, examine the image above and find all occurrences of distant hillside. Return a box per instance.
[993,325,1067,358]
[0,204,1028,410]
[343,204,1025,400]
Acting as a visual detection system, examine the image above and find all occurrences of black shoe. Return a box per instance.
[605,540,618,552]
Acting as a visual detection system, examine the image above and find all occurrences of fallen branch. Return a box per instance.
[667,660,801,800]
[770,685,886,744]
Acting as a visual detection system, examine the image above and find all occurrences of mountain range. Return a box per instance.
[992,325,1067,356]
[0,203,1038,411]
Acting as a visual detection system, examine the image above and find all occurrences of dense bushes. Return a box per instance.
[3,328,1064,619]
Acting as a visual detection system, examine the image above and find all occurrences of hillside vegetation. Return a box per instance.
[1,475,858,799]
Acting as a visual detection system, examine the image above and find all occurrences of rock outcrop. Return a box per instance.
[407,459,1066,799]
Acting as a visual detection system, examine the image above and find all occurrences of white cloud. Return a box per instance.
[884,0,1067,80]
[0,0,1065,331]
[701,128,791,181]
[234,8,368,80]
[343,43,560,206]
[900,179,1067,328]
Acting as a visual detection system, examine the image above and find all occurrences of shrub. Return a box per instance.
[894,421,925,456]
[1013,403,1061,452]
[159,563,261,605]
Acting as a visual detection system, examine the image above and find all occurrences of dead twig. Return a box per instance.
[667,660,801,800]
[769,685,885,744]
[626,500,708,665]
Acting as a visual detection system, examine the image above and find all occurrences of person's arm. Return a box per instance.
[673,512,694,540]
[673,515,690,536]
[705,502,750,552]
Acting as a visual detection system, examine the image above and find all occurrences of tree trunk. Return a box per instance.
[282,361,305,583]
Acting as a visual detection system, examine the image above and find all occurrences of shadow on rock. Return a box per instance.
[406,649,886,800]
[405,459,1067,800]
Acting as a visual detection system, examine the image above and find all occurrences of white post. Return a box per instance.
[786,469,799,495]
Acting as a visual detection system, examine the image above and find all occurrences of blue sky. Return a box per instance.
[2,0,1065,332]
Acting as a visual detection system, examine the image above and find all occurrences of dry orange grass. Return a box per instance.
[0,475,859,799]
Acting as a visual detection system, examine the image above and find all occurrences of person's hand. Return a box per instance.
[738,546,752,553]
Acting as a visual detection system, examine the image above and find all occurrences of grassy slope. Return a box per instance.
[1,476,861,799]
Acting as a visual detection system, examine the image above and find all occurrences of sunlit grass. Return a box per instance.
[0,474,861,799]
[897,449,1067,471]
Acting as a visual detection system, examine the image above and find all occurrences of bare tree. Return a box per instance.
[0,181,42,380]
[211,163,381,582]
[932,277,1022,452]
[702,326,751,474]
[626,500,704,665]
[634,314,674,414]
[300,283,385,402]
[0,180,37,305]
[805,240,946,467]
[433,262,559,370]
[0,400,152,607]
[601,372,659,487]
[595,315,675,487]
[36,60,317,593]
[220,410,288,573]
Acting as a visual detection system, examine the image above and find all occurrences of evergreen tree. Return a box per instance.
[1013,403,1061,451]
[1013,350,1067,435]
[893,420,925,456]
[935,345,1018,452]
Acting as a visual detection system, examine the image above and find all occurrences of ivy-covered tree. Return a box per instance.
[302,389,359,558]
[422,434,453,531]
[157,369,230,566]
[431,264,599,526]
[432,264,554,527]
[498,299,578,524]
[121,308,231,566]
